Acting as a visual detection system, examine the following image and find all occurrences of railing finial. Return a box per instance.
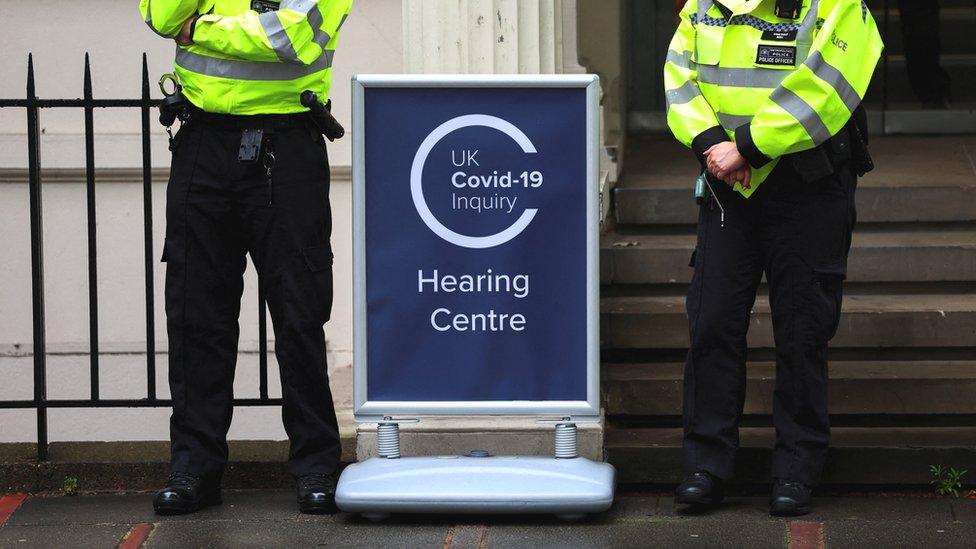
[27,53,35,98]
[142,53,150,101]
[84,53,93,100]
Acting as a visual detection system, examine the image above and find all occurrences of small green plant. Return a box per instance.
[62,476,79,496]
[929,465,967,497]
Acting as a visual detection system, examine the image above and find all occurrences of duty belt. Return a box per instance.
[185,105,312,131]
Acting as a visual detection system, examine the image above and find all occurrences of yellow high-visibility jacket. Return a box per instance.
[664,0,883,196]
[140,0,353,115]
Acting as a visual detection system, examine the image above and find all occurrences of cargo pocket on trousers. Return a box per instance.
[811,263,845,343]
[302,243,334,323]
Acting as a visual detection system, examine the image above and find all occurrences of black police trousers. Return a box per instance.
[682,162,856,485]
[162,118,340,479]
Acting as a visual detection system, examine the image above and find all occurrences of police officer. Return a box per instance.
[664,0,882,515]
[139,0,353,515]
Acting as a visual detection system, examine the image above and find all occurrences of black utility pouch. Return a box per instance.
[790,146,835,183]
[848,111,874,176]
[827,126,852,166]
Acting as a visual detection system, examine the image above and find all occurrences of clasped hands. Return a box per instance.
[704,141,752,189]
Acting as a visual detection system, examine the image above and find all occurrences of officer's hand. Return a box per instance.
[176,15,199,46]
[704,142,747,181]
[733,166,752,189]
[720,167,748,189]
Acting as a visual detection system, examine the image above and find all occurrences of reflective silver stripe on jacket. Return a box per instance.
[795,0,822,65]
[804,51,861,114]
[175,47,334,80]
[306,8,329,48]
[770,87,831,144]
[697,65,787,89]
[260,0,333,63]
[666,80,703,106]
[717,112,753,131]
[666,49,695,70]
[260,11,301,62]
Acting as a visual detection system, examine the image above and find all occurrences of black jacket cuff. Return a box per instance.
[735,124,772,168]
[691,126,731,168]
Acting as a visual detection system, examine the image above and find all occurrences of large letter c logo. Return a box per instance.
[410,115,538,249]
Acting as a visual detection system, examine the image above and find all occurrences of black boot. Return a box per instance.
[770,479,812,516]
[674,471,724,507]
[297,473,339,515]
[153,472,222,515]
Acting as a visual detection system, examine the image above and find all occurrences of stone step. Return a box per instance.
[614,136,976,225]
[601,228,976,285]
[603,361,976,416]
[604,426,976,484]
[600,293,976,349]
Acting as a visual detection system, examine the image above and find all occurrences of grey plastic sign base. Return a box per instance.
[336,455,616,520]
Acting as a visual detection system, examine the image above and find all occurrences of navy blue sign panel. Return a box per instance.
[352,75,600,418]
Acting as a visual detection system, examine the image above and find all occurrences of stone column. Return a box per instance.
[401,0,613,217]
[402,0,584,75]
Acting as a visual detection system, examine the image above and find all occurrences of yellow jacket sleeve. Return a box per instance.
[736,0,883,167]
[191,0,353,65]
[140,0,200,38]
[664,0,729,166]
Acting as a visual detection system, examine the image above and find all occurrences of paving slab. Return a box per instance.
[1,491,976,548]
[953,498,976,524]
[149,518,448,549]
[824,521,975,548]
[5,493,157,527]
[791,496,957,523]
[0,523,130,549]
[486,520,785,549]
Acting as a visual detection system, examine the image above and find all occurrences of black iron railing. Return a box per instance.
[0,54,280,461]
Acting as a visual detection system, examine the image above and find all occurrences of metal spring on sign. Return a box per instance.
[554,423,578,459]
[377,422,401,459]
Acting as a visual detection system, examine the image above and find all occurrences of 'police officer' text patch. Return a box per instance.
[756,45,797,66]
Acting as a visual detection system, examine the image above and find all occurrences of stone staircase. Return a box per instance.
[600,134,976,485]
